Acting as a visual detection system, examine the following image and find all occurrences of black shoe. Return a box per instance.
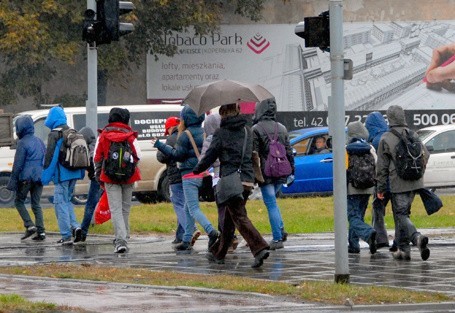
[205,252,225,264]
[252,249,269,268]
[32,233,46,241]
[417,235,430,261]
[389,243,398,252]
[282,230,288,242]
[376,242,390,249]
[368,231,377,254]
[175,241,192,251]
[208,230,220,250]
[57,238,73,245]
[172,238,182,244]
[81,234,87,242]
[73,227,82,243]
[348,247,360,254]
[21,226,37,240]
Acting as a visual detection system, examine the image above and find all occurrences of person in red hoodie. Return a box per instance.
[94,108,142,253]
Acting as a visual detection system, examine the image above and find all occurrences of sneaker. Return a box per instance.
[57,238,73,245]
[208,230,220,250]
[114,244,127,254]
[348,246,360,254]
[389,243,398,252]
[252,249,269,268]
[73,227,82,243]
[367,231,377,254]
[205,252,225,264]
[81,234,87,242]
[392,249,411,261]
[269,240,284,250]
[172,238,182,245]
[21,226,37,240]
[32,233,46,241]
[281,230,288,242]
[417,235,430,261]
[191,230,202,246]
[228,236,239,253]
[376,242,390,249]
[175,241,192,251]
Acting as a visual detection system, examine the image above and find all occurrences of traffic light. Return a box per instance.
[99,0,135,42]
[295,11,330,51]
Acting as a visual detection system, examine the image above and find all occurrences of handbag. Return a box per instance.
[215,128,248,205]
[418,188,443,215]
[94,192,111,224]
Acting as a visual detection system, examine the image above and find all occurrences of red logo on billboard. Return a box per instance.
[247,34,270,54]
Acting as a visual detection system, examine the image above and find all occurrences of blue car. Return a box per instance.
[281,127,334,196]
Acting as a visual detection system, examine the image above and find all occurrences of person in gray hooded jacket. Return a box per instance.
[376,105,430,261]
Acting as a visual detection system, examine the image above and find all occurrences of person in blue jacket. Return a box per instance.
[41,106,85,245]
[7,115,46,241]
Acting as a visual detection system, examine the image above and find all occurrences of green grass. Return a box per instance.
[0,293,83,312]
[1,195,454,235]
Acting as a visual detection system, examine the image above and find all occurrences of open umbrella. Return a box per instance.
[183,79,274,116]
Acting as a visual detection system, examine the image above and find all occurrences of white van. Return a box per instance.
[0,105,182,207]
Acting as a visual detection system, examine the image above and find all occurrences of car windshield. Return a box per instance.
[417,129,435,141]
[289,132,301,140]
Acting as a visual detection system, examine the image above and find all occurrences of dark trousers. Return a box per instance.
[372,186,391,245]
[15,181,44,234]
[210,188,269,259]
[81,179,103,236]
[391,191,420,252]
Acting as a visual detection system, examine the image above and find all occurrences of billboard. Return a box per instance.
[147,22,455,130]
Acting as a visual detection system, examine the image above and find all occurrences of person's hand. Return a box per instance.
[377,192,384,200]
[425,43,455,84]
[151,137,159,147]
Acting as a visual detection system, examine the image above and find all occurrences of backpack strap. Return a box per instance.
[184,130,201,158]
[258,122,278,142]
[389,128,404,140]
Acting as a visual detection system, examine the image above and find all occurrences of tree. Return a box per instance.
[0,0,266,106]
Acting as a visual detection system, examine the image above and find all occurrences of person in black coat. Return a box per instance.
[194,103,270,268]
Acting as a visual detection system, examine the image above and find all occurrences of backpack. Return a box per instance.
[260,123,292,178]
[103,128,137,182]
[390,128,426,181]
[58,128,90,170]
[346,139,376,189]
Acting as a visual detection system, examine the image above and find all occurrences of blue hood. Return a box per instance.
[181,105,204,128]
[365,112,388,142]
[44,106,67,129]
[15,115,34,139]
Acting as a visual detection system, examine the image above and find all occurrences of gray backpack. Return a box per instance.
[58,128,90,170]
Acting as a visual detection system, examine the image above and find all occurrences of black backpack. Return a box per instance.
[103,129,137,182]
[390,129,426,181]
[58,128,90,170]
[346,139,376,189]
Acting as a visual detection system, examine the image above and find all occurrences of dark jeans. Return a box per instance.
[210,188,269,259]
[347,194,375,251]
[81,179,103,236]
[372,186,391,245]
[391,191,420,252]
[15,181,44,234]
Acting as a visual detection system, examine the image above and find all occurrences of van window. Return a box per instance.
[34,118,50,144]
[73,113,109,131]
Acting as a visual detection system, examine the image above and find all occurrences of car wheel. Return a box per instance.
[0,176,15,208]
[157,173,171,202]
[135,192,158,204]
[71,194,88,206]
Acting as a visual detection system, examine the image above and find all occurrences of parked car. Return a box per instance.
[417,124,455,190]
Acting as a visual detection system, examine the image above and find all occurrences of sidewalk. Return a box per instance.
[0,229,455,312]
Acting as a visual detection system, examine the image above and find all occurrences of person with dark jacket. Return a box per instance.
[157,116,201,246]
[7,115,46,241]
[365,112,391,249]
[94,108,142,253]
[41,106,85,245]
[153,105,218,251]
[376,105,430,261]
[79,126,103,242]
[346,121,377,255]
[194,103,270,268]
[252,98,294,250]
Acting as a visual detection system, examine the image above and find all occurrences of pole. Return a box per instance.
[329,0,349,283]
[86,0,98,132]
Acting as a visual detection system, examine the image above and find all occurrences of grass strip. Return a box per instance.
[0,293,84,313]
[0,263,451,305]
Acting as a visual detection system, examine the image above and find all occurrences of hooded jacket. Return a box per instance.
[41,106,85,185]
[6,115,46,191]
[193,114,254,184]
[376,105,429,193]
[346,121,376,195]
[79,126,96,180]
[156,126,182,185]
[154,105,205,176]
[200,113,221,180]
[365,112,388,151]
[252,98,294,185]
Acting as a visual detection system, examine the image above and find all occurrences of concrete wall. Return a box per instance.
[3,0,454,113]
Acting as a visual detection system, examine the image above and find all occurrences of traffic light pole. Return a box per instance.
[328,0,349,283]
[86,0,98,133]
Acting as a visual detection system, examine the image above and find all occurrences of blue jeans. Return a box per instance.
[81,179,103,236]
[182,178,215,243]
[261,183,285,241]
[54,179,80,239]
[170,183,186,241]
[347,194,375,251]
